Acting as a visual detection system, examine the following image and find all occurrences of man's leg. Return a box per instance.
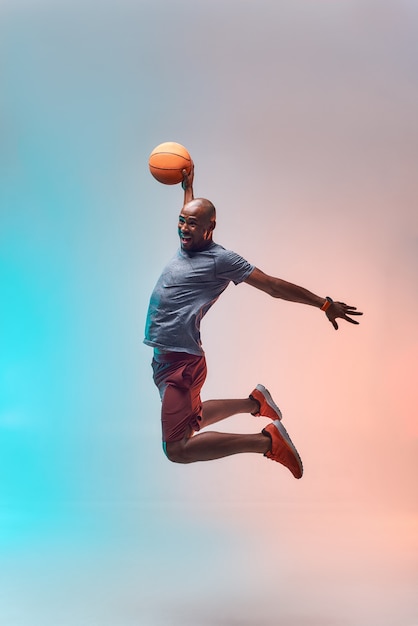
[199,397,258,428]
[200,384,283,428]
[165,389,304,478]
[165,390,286,464]
[165,423,303,479]
[164,394,264,462]
[165,430,270,463]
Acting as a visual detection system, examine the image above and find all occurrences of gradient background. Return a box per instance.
[1,1,417,625]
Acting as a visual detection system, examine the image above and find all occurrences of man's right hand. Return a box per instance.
[182,161,195,203]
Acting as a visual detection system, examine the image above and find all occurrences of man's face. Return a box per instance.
[178,201,213,252]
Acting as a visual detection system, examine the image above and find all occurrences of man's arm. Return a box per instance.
[181,161,194,205]
[245,267,362,330]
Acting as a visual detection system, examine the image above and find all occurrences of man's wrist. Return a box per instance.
[320,296,333,312]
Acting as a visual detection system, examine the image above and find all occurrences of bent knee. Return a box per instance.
[164,440,190,464]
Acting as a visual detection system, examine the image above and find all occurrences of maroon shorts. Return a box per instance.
[152,352,207,443]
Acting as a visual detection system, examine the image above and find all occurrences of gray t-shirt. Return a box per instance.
[144,242,255,356]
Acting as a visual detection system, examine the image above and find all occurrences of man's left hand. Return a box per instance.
[326,302,363,330]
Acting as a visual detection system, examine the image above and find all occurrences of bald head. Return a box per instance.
[184,198,216,228]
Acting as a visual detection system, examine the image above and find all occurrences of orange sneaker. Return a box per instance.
[262,420,303,479]
[249,384,282,420]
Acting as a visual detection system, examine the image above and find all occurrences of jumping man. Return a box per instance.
[144,164,362,478]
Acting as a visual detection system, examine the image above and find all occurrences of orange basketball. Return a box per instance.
[148,141,192,185]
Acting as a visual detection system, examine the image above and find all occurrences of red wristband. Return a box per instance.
[321,297,333,312]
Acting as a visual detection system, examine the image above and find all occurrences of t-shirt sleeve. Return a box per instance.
[214,248,255,285]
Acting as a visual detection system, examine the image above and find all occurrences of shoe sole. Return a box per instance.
[270,419,303,478]
[256,384,283,420]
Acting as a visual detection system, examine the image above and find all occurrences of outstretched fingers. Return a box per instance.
[344,305,363,324]
[327,302,363,330]
[343,306,363,325]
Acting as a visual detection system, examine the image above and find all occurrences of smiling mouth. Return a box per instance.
[180,234,192,244]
